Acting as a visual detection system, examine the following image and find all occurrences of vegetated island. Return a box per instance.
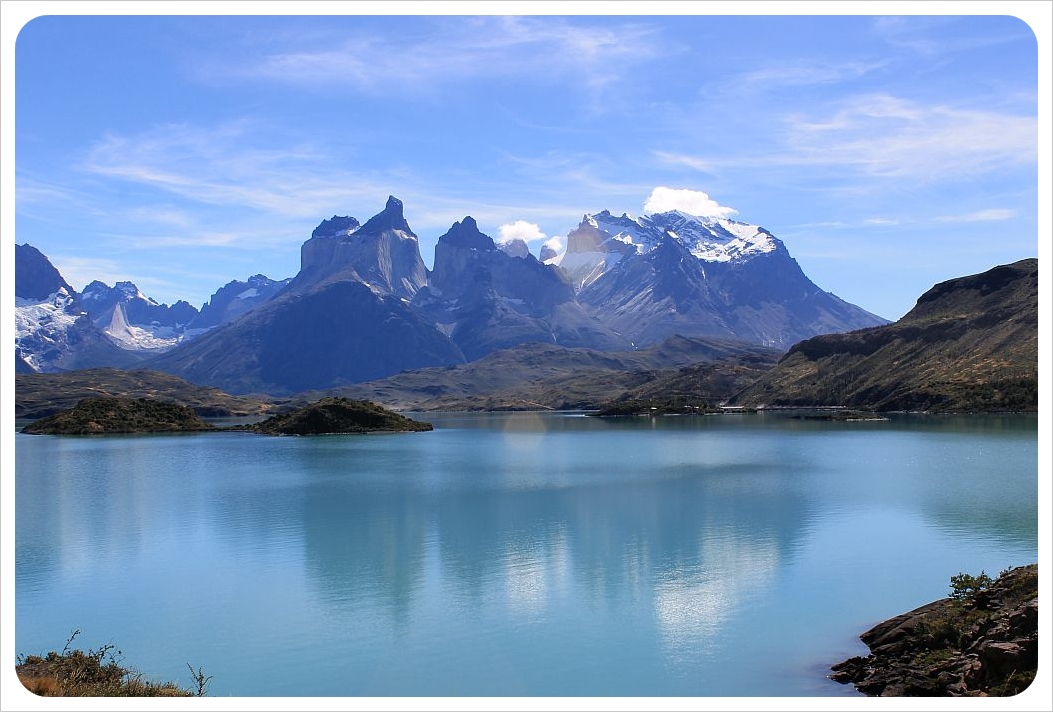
[20,396,432,436]
[248,396,433,435]
[831,564,1037,696]
[20,396,216,435]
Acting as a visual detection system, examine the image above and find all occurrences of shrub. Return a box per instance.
[949,570,994,601]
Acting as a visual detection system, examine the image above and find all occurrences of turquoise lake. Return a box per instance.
[13,412,1038,698]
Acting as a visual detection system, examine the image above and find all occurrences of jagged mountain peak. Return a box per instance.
[312,215,361,239]
[439,216,495,251]
[358,195,415,237]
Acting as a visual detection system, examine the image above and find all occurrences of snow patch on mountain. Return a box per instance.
[100,302,186,351]
[591,210,778,263]
[15,288,84,371]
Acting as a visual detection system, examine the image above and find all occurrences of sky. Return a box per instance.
[6,5,1048,324]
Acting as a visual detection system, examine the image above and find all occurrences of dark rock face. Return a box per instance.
[420,217,628,361]
[15,243,75,300]
[831,565,1038,696]
[190,274,291,330]
[312,215,361,239]
[149,279,465,395]
[577,228,886,349]
[296,195,427,300]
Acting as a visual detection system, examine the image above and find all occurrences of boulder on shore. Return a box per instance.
[830,564,1038,696]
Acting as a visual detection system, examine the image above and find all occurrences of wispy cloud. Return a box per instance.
[658,94,1035,183]
[783,94,1036,179]
[79,121,382,219]
[48,254,129,292]
[936,208,1017,223]
[227,16,665,96]
[733,60,887,93]
[871,15,1035,58]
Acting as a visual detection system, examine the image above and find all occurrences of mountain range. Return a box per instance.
[16,196,888,395]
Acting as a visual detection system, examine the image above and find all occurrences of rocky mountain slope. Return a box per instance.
[562,210,888,348]
[728,259,1038,412]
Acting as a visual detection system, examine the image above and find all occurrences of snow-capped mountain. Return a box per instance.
[15,244,291,372]
[557,209,887,348]
[558,209,778,290]
[81,280,200,351]
[15,244,143,372]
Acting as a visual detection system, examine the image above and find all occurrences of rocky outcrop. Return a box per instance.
[831,564,1038,696]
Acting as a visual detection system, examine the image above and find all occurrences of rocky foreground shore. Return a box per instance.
[831,564,1038,696]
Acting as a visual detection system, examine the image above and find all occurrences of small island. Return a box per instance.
[20,397,215,435]
[589,397,721,417]
[20,396,433,436]
[248,397,433,435]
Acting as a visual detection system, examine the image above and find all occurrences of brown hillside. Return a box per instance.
[728,259,1037,412]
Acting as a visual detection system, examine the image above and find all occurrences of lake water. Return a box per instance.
[13,412,1038,699]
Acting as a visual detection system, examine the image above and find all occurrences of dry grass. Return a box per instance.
[15,631,205,697]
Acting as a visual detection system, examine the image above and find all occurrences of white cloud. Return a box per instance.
[497,220,547,245]
[936,208,1017,223]
[643,187,738,219]
[542,236,564,254]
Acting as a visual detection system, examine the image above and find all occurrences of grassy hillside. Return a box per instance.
[309,336,781,411]
[729,259,1037,412]
[15,368,276,420]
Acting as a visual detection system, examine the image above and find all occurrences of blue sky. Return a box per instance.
[7,7,1047,321]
